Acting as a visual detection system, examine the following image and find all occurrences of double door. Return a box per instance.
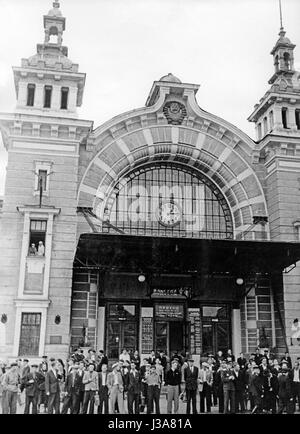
[155,321,185,355]
[106,321,137,360]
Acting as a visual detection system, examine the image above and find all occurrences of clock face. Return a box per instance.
[157,201,181,227]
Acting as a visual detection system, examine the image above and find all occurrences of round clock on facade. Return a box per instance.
[157,201,182,227]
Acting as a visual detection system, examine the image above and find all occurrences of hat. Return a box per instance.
[187,358,194,362]
[23,359,29,363]
[72,364,79,369]
[10,362,17,367]
[31,364,38,368]
[112,362,119,369]
[208,354,214,358]
[202,362,209,367]
[252,364,259,369]
[49,357,55,362]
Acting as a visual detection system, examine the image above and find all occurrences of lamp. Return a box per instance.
[1,314,7,324]
[138,274,146,283]
[236,277,244,286]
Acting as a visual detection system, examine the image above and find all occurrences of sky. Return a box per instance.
[0,0,300,196]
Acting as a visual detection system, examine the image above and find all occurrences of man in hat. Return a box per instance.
[62,364,82,414]
[165,359,181,414]
[82,362,99,414]
[45,357,61,414]
[198,361,213,413]
[277,363,294,414]
[39,355,48,372]
[2,362,20,414]
[96,350,108,372]
[107,362,125,414]
[221,361,236,414]
[22,364,39,414]
[251,365,264,414]
[184,358,198,414]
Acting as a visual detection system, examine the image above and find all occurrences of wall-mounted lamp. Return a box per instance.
[236,277,244,286]
[138,274,146,283]
[54,315,61,325]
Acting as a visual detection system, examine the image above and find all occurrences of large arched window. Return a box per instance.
[103,163,233,239]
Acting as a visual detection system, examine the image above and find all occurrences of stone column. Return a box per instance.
[232,309,241,357]
[97,306,105,351]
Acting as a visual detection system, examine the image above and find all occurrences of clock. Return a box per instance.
[157,201,181,227]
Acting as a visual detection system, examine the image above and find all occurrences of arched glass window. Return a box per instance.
[103,163,233,239]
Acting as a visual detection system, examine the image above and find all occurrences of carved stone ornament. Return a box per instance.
[163,101,187,125]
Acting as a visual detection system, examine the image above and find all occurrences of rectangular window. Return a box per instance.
[19,313,41,356]
[295,109,300,130]
[28,220,47,256]
[44,86,52,108]
[282,107,288,129]
[61,87,69,109]
[27,84,35,107]
[257,123,262,140]
[37,169,48,192]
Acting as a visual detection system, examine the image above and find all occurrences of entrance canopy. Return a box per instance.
[74,233,300,276]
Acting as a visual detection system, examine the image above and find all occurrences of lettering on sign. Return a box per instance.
[155,304,184,319]
[188,308,202,354]
[141,317,153,353]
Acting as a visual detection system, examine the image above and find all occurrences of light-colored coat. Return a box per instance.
[198,369,213,392]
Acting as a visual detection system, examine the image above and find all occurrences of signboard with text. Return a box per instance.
[155,304,184,319]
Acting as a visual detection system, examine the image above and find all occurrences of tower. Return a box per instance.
[248,2,300,357]
[0,1,93,360]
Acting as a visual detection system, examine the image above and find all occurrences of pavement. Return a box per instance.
[6,392,300,414]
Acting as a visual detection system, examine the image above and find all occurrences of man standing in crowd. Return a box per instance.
[22,363,39,414]
[292,360,300,412]
[2,362,20,414]
[184,358,198,414]
[108,362,125,414]
[221,361,235,414]
[97,350,108,372]
[61,364,81,414]
[198,362,213,413]
[145,364,161,414]
[251,365,264,414]
[98,364,109,414]
[127,361,141,414]
[45,358,61,414]
[232,363,245,413]
[165,359,181,414]
[215,360,226,413]
[82,363,99,414]
[277,363,294,414]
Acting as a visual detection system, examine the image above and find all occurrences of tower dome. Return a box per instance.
[159,73,182,84]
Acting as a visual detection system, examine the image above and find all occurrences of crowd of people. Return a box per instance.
[0,346,300,415]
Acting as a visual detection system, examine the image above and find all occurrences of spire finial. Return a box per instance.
[278,0,285,35]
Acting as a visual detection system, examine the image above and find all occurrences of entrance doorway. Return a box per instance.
[155,321,184,355]
[106,303,138,360]
[201,305,231,355]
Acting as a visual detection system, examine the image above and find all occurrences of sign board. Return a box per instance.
[155,304,184,319]
[141,317,153,354]
[151,287,192,299]
[188,308,202,354]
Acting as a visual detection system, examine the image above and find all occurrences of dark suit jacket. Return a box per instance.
[22,373,39,396]
[184,366,199,391]
[233,370,246,392]
[45,369,60,395]
[127,371,141,394]
[278,373,293,398]
[65,372,82,395]
[98,371,109,396]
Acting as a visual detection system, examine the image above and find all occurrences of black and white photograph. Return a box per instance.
[0,0,300,421]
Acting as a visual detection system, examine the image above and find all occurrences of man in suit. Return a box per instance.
[127,361,141,414]
[237,353,247,371]
[277,365,294,414]
[232,363,245,413]
[98,363,109,414]
[251,365,264,414]
[76,360,85,413]
[221,361,235,414]
[61,364,82,414]
[184,358,198,414]
[81,363,99,414]
[22,363,39,414]
[198,362,213,413]
[165,360,181,414]
[108,362,125,414]
[291,360,300,412]
[45,358,61,414]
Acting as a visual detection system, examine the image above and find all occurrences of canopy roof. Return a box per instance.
[74,233,300,276]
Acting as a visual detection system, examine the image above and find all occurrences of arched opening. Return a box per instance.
[263,116,268,135]
[275,55,279,72]
[269,111,274,130]
[102,162,233,239]
[48,26,58,44]
[283,52,291,70]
